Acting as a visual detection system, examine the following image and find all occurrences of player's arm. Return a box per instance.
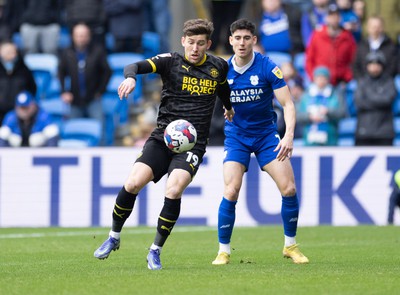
[274,85,296,161]
[217,81,234,122]
[119,59,154,99]
[119,54,171,99]
[217,61,234,121]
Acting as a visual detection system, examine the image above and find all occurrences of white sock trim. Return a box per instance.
[150,243,162,252]
[284,235,296,247]
[219,243,231,254]
[109,230,120,240]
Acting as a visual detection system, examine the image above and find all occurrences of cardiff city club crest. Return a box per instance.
[250,75,259,86]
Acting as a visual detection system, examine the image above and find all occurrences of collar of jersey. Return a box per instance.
[184,53,207,66]
[232,52,255,74]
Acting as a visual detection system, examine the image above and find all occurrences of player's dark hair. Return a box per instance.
[230,18,256,36]
[183,19,214,40]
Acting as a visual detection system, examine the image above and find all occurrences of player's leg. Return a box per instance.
[147,168,192,270]
[396,191,400,218]
[112,162,153,234]
[388,186,399,225]
[147,147,204,270]
[212,133,250,265]
[212,161,245,265]
[94,162,154,259]
[263,159,309,264]
[94,136,168,260]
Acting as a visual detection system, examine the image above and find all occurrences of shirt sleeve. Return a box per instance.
[217,60,232,110]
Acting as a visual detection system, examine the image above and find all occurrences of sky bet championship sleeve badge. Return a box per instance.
[272,66,283,79]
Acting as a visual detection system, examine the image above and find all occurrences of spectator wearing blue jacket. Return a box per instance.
[337,0,362,42]
[301,0,330,47]
[0,91,59,147]
[257,0,304,56]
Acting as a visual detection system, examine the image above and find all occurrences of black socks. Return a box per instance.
[111,186,137,232]
[154,197,181,247]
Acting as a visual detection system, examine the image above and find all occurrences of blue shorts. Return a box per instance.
[224,129,280,170]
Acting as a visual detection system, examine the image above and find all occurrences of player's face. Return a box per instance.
[181,35,211,64]
[229,30,257,59]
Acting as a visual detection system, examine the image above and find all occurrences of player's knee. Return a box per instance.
[281,183,296,197]
[165,185,184,199]
[224,185,240,200]
[124,181,141,195]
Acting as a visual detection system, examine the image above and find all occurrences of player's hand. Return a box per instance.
[118,77,136,100]
[274,135,294,162]
[224,107,235,122]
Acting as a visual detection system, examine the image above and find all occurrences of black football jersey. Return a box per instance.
[145,52,229,145]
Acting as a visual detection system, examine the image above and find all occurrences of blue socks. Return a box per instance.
[281,194,299,237]
[217,195,298,244]
[217,197,237,244]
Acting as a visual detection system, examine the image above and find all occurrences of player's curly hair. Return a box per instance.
[183,19,214,40]
[230,18,256,36]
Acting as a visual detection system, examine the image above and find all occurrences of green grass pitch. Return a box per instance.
[1,226,399,295]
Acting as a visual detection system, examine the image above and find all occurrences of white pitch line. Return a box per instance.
[0,226,215,239]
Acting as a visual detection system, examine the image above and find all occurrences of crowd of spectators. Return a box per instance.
[0,0,399,147]
[0,0,170,147]
[241,0,400,147]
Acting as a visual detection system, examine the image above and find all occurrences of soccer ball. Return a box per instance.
[164,119,197,153]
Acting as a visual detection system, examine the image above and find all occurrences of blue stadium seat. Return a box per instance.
[105,33,115,52]
[344,77,399,117]
[47,78,62,98]
[24,53,59,100]
[40,98,70,130]
[106,73,142,102]
[12,32,23,49]
[337,117,357,146]
[105,73,143,126]
[394,117,400,146]
[345,80,357,117]
[393,75,400,116]
[107,52,144,75]
[31,70,52,100]
[293,52,306,77]
[102,94,120,146]
[60,118,102,147]
[106,31,161,58]
[394,117,400,135]
[266,51,292,66]
[59,27,71,49]
[24,53,58,76]
[142,31,161,58]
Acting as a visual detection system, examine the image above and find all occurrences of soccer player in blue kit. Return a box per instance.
[212,19,309,265]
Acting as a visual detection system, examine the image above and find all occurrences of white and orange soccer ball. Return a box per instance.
[163,119,197,153]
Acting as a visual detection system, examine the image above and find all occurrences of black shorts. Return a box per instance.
[135,128,206,183]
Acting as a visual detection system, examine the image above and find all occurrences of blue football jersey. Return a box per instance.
[225,52,286,136]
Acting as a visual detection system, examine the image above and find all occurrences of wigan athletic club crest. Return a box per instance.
[210,68,219,78]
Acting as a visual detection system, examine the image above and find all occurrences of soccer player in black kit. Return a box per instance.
[94,19,235,270]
